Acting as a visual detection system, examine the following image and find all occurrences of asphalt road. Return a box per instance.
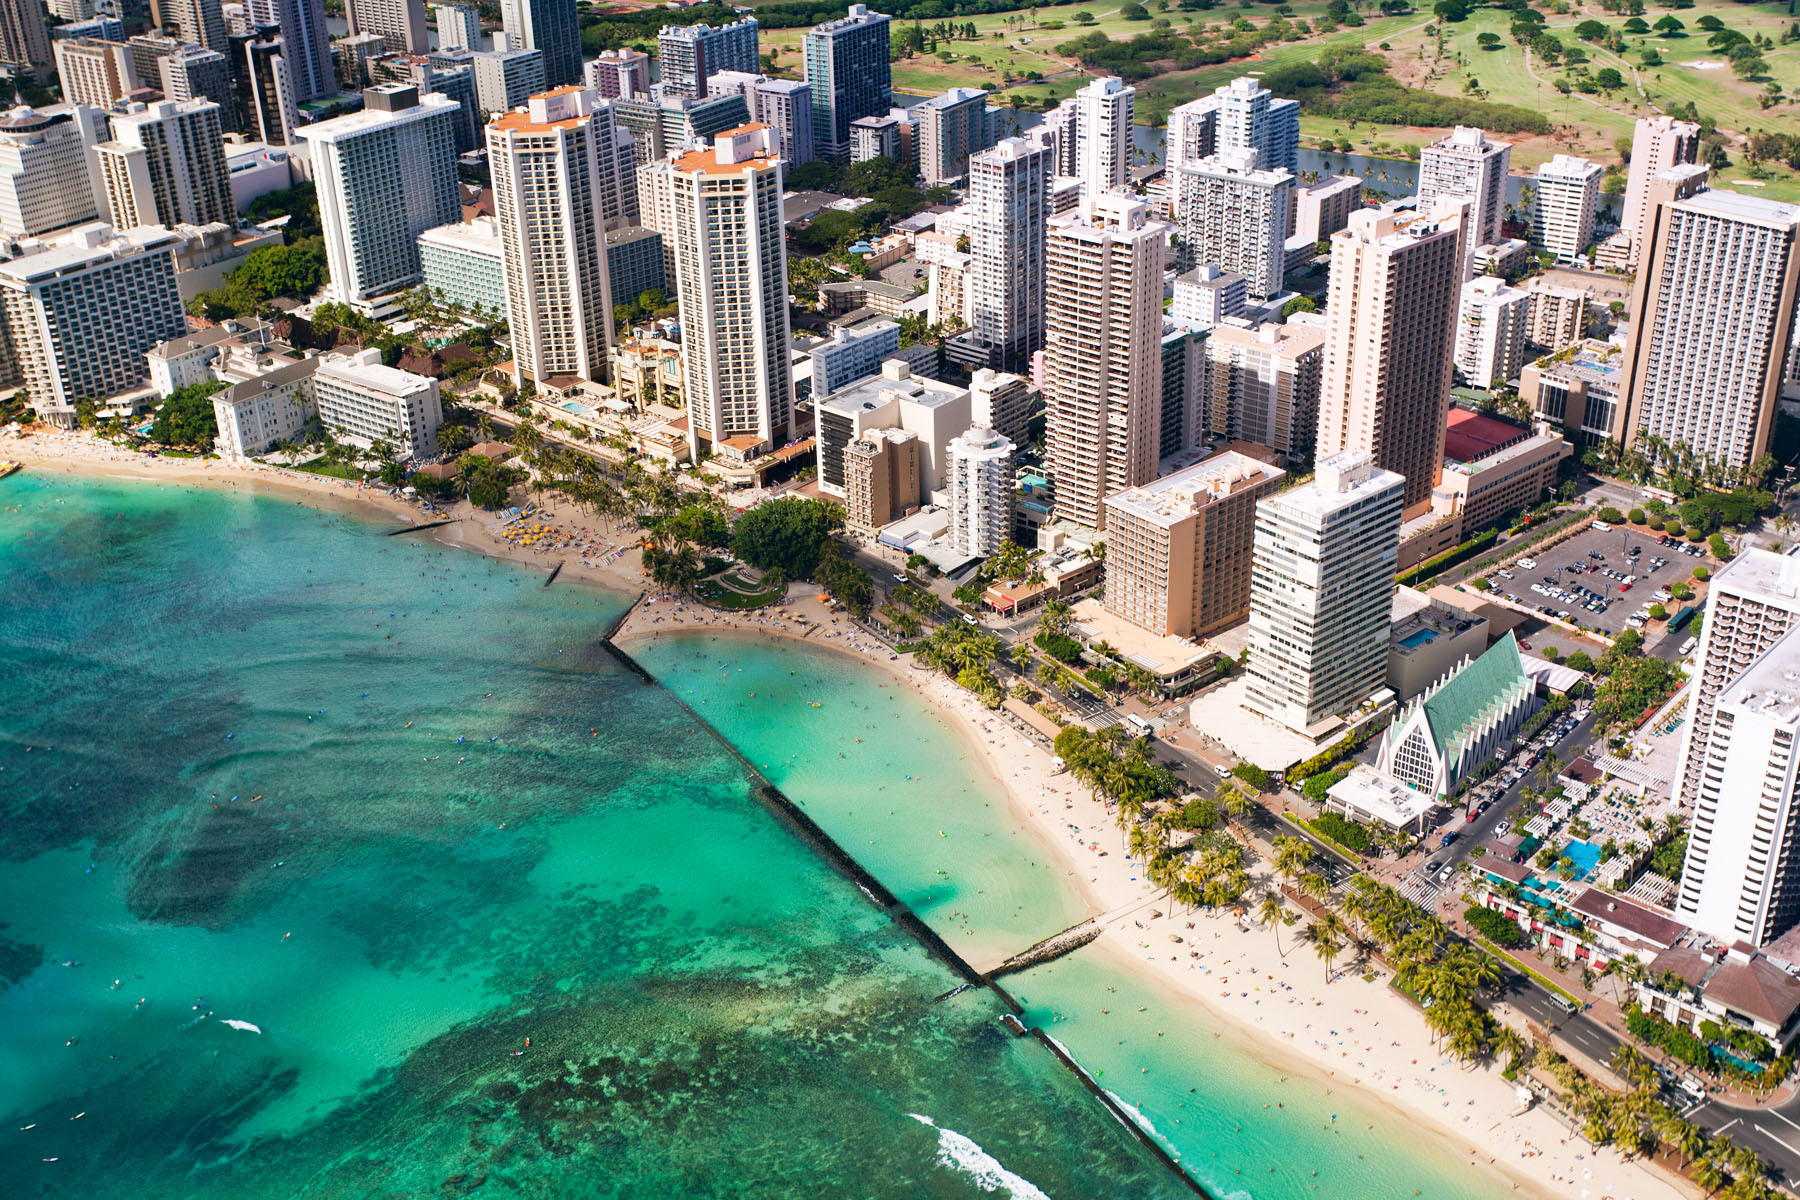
[1689,1099,1800,1188]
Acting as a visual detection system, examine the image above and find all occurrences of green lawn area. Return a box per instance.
[292,456,368,481]
[1409,0,1799,162]
[694,577,785,610]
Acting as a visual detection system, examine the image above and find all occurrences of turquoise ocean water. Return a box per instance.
[0,473,1517,1199]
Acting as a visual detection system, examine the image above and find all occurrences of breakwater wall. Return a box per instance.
[388,518,455,536]
[598,626,1212,1198]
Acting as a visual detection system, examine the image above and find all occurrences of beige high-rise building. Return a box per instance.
[1621,115,1700,271]
[1624,186,1800,472]
[165,0,230,52]
[1522,282,1588,352]
[843,427,919,532]
[488,87,618,387]
[53,39,139,109]
[1102,448,1285,639]
[0,0,51,68]
[1203,318,1325,463]
[0,105,109,237]
[95,99,234,231]
[641,123,791,462]
[1315,197,1466,517]
[1531,154,1604,261]
[1044,191,1167,529]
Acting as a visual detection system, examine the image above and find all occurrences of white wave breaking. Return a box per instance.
[1103,1090,1171,1152]
[909,1114,1052,1199]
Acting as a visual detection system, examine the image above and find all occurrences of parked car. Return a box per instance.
[1495,821,1511,837]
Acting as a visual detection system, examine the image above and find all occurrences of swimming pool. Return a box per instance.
[1564,839,1602,880]
[1398,628,1439,650]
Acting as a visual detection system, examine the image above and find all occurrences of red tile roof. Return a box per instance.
[1445,408,1531,464]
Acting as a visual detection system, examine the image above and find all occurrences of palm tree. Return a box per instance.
[1305,912,1347,982]
[1259,893,1296,956]
[1272,835,1314,891]
[1298,871,1330,905]
[1692,1143,1731,1196]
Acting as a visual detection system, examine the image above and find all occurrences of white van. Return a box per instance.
[1122,713,1153,740]
[1593,521,1612,532]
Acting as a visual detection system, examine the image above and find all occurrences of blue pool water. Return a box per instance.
[1564,839,1602,880]
[1398,628,1438,650]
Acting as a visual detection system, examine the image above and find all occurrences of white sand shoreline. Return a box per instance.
[6,435,1695,1200]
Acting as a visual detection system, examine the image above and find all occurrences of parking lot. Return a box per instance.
[1484,523,1710,640]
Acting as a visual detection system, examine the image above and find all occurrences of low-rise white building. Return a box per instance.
[147,316,271,396]
[312,348,442,458]
[212,356,318,458]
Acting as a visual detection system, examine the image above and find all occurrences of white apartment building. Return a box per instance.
[962,135,1051,372]
[945,425,1015,555]
[1416,126,1510,252]
[1173,147,1291,299]
[1203,317,1325,463]
[656,16,759,100]
[0,104,108,237]
[1102,448,1285,639]
[640,123,792,461]
[1073,75,1133,195]
[1165,76,1299,175]
[1532,154,1603,261]
[969,367,1034,451]
[1454,274,1531,388]
[471,48,546,116]
[0,223,187,413]
[1170,263,1247,331]
[146,315,271,395]
[1044,192,1167,529]
[433,2,481,51]
[212,355,318,458]
[418,214,506,316]
[488,86,617,386]
[1621,115,1700,271]
[1673,551,1800,826]
[1244,449,1404,736]
[347,0,428,52]
[915,86,994,185]
[1315,198,1467,516]
[1678,625,1800,948]
[299,85,462,305]
[313,347,442,457]
[95,99,234,231]
[806,319,899,398]
[1625,189,1800,471]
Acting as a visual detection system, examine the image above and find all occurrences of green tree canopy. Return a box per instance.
[151,380,227,448]
[730,496,844,579]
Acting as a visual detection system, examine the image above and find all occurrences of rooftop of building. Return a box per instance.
[149,316,269,360]
[1270,450,1403,518]
[1706,954,1800,1028]
[0,223,183,283]
[1204,317,1325,357]
[1444,409,1531,464]
[1569,887,1687,949]
[1412,631,1531,762]
[1710,547,1800,605]
[296,90,457,141]
[315,349,435,398]
[1718,627,1800,727]
[419,216,501,251]
[1389,602,1485,662]
[1327,764,1437,827]
[1531,338,1622,389]
[1104,449,1284,528]
[1676,187,1800,229]
[816,361,965,415]
[217,354,318,405]
[670,123,777,175]
[1537,153,1602,179]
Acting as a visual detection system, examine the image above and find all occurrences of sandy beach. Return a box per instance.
[5,433,1697,1200]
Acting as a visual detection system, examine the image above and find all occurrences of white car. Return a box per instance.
[1495,820,1511,837]
[1518,558,1537,570]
